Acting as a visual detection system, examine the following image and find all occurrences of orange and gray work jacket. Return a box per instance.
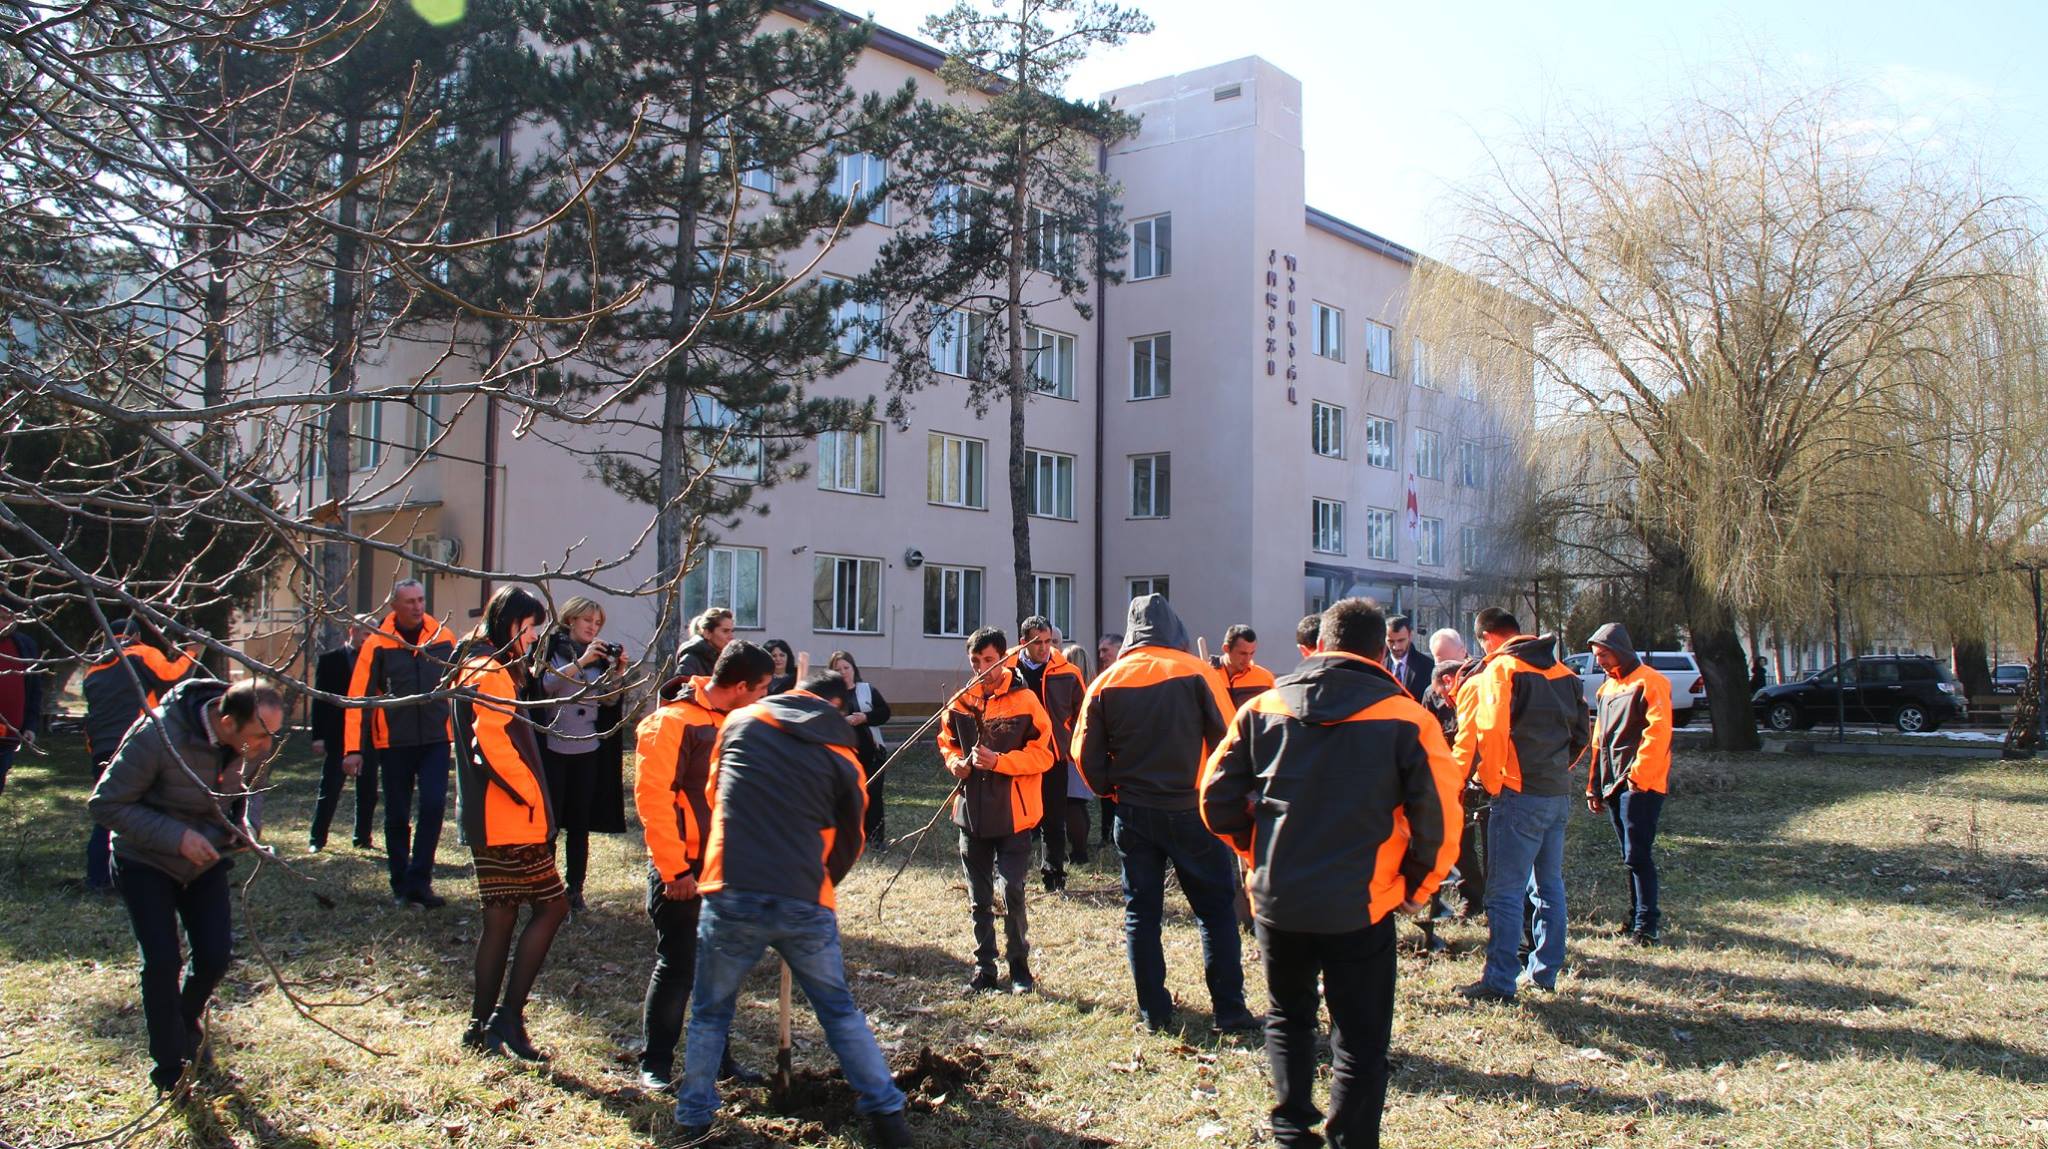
[634,675,726,883]
[1589,663,1674,799]
[1452,634,1589,798]
[938,668,1055,839]
[1210,657,1278,712]
[343,612,457,754]
[698,692,868,911]
[81,639,200,761]
[1072,596,1234,813]
[1200,653,1465,932]
[1029,649,1087,766]
[450,653,554,848]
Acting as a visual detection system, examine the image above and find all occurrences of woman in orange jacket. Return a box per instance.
[451,585,565,1060]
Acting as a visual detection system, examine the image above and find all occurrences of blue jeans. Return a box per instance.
[1608,790,1664,933]
[87,754,114,889]
[1113,803,1248,1025]
[380,743,449,895]
[677,891,905,1127]
[1483,788,1570,994]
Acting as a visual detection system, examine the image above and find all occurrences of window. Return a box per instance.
[1027,448,1075,519]
[693,251,779,319]
[1033,573,1073,638]
[931,181,973,242]
[1364,416,1396,470]
[1460,525,1481,572]
[923,565,983,637]
[1132,214,1171,279]
[927,308,985,378]
[1129,575,1170,600]
[1311,401,1345,458]
[1365,321,1393,376]
[1458,440,1486,488]
[1418,517,1443,566]
[812,554,881,633]
[927,433,986,509]
[1027,326,1076,399]
[818,425,882,495]
[351,401,384,469]
[1311,498,1345,554]
[1411,337,1436,389]
[410,389,443,458]
[1130,333,1171,399]
[691,395,761,481]
[825,276,884,360]
[1311,303,1343,360]
[1028,207,1069,273]
[830,152,888,224]
[683,545,764,630]
[1458,358,1479,401]
[305,410,328,480]
[1366,507,1395,561]
[1415,428,1443,480]
[1130,453,1170,518]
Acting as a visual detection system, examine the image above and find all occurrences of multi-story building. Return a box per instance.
[239,19,1531,704]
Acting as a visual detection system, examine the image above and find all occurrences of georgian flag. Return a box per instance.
[1405,471,1420,538]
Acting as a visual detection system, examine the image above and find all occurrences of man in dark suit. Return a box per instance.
[309,623,378,852]
[1384,615,1435,700]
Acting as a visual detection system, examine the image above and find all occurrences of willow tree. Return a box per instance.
[1414,82,2029,748]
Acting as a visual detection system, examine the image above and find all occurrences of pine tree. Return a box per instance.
[865,0,1148,631]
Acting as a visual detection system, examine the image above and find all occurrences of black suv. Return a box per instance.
[1752,655,1967,733]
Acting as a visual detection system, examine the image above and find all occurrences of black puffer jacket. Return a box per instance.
[88,679,247,883]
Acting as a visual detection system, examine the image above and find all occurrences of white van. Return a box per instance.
[1561,650,1706,727]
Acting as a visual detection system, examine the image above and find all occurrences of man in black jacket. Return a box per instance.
[1383,615,1435,699]
[1202,599,1462,1149]
[308,623,377,852]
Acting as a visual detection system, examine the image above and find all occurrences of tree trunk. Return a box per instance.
[1006,152,1033,631]
[318,119,362,651]
[1951,638,1991,702]
[1676,554,1761,751]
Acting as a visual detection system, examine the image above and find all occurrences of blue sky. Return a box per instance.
[851,0,2048,254]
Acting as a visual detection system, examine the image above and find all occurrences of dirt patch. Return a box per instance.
[754,1044,1001,1143]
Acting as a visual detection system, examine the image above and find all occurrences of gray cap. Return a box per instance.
[1587,622,1636,661]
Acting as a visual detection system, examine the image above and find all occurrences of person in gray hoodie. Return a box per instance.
[89,677,283,1092]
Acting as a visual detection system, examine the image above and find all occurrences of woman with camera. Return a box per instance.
[537,596,628,914]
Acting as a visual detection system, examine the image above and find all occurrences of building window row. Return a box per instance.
[687,547,1086,640]
[1307,407,1487,489]
[1304,502,1461,569]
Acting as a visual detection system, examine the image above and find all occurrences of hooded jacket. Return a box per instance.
[1453,633,1588,797]
[450,651,555,848]
[343,612,457,753]
[1586,624,1674,798]
[1200,653,1464,932]
[699,691,868,910]
[81,638,200,761]
[1072,596,1234,812]
[938,666,1055,838]
[634,675,727,883]
[1209,657,1278,712]
[88,678,246,884]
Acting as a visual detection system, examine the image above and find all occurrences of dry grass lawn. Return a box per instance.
[1,741,2045,1148]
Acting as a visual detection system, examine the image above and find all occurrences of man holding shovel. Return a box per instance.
[675,669,913,1148]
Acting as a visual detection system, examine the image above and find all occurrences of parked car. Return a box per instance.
[1991,664,2029,695]
[1750,655,1966,733]
[1563,650,1705,727]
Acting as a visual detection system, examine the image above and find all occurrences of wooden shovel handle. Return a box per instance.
[777,959,793,1047]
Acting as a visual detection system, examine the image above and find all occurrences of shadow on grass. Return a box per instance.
[1392,1051,1731,1118]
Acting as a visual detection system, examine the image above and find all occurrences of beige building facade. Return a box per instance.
[240,20,1528,704]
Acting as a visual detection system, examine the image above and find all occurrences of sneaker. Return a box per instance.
[1457,980,1515,1004]
[1515,972,1556,994]
[1008,963,1036,995]
[1627,929,1660,947]
[965,968,1002,995]
[1040,868,1066,894]
[307,842,324,854]
[636,1064,674,1093]
[868,1108,915,1149]
[1212,1007,1263,1033]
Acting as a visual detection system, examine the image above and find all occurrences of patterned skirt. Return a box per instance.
[471,842,567,907]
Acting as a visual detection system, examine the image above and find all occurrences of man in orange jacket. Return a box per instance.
[1584,623,1674,946]
[631,640,775,1093]
[1201,598,1464,1149]
[1453,607,1588,1002]
[1210,624,1278,712]
[940,627,1055,993]
[342,579,458,908]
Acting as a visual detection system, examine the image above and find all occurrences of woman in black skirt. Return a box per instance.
[452,586,566,1060]
[536,596,627,913]
[828,651,892,842]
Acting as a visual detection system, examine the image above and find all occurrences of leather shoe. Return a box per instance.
[1212,1007,1263,1033]
[719,1056,766,1086]
[1457,980,1515,1004]
[965,968,1001,994]
[461,1019,490,1051]
[484,1011,547,1061]
[404,887,448,910]
[868,1108,915,1148]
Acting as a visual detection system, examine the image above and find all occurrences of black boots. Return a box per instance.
[483,1010,547,1061]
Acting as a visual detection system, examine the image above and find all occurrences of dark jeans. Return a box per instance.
[1113,803,1248,1024]
[1098,795,1116,845]
[1456,799,1489,911]
[380,742,450,896]
[310,746,378,848]
[1259,917,1397,1149]
[114,856,234,1082]
[0,739,16,795]
[863,758,887,840]
[1038,767,1069,875]
[641,866,701,1075]
[1608,789,1665,933]
[87,754,114,889]
[959,830,1031,972]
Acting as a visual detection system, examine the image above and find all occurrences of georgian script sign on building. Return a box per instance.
[1265,249,1300,405]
